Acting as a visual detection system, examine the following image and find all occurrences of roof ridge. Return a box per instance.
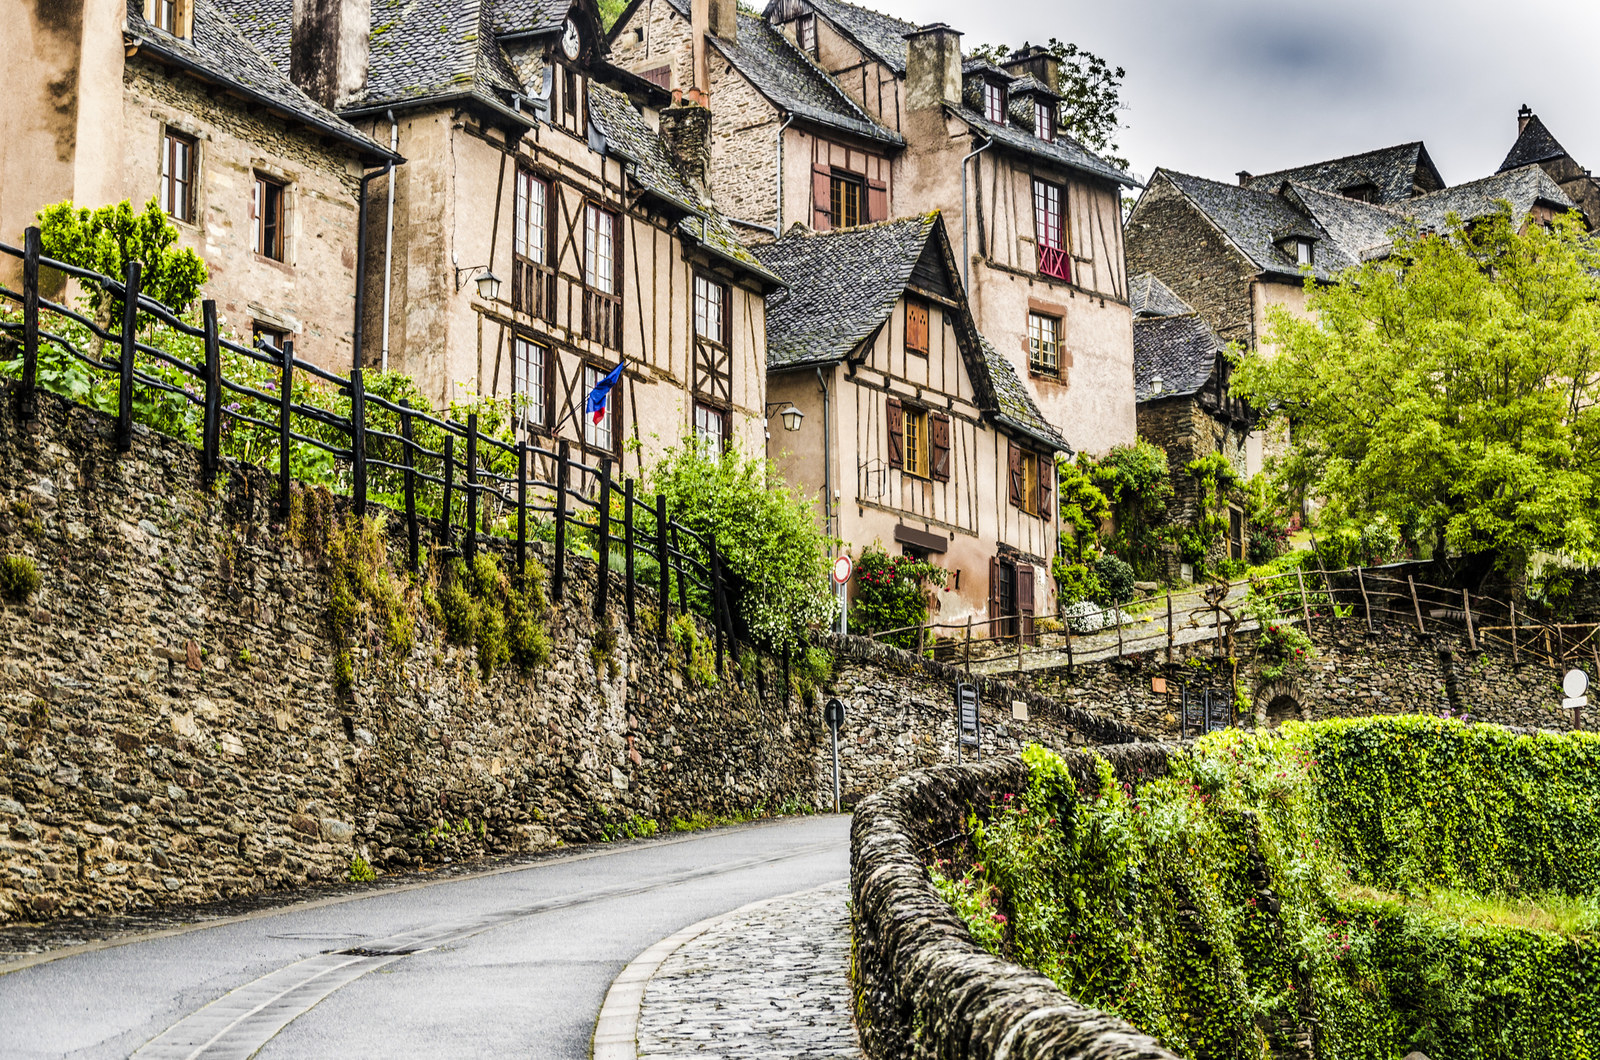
[810,0,917,33]
[1246,141,1425,182]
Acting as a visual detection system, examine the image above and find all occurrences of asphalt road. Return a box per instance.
[0,814,850,1059]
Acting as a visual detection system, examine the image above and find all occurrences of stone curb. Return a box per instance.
[590,879,848,1060]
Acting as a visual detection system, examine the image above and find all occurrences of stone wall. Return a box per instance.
[1125,176,1258,349]
[0,385,825,923]
[850,750,1181,1060]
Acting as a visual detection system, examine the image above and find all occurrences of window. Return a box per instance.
[887,398,951,482]
[1032,179,1069,281]
[905,299,929,355]
[1295,239,1314,266]
[1027,311,1061,376]
[902,406,929,477]
[983,82,1006,124]
[796,13,817,55]
[512,169,553,318]
[642,65,671,89]
[563,67,580,118]
[160,130,196,222]
[1034,100,1055,142]
[512,336,548,429]
[1008,443,1051,516]
[829,171,863,229]
[148,0,189,36]
[252,175,285,261]
[583,364,616,452]
[252,321,287,352]
[693,273,728,347]
[694,401,729,453]
[583,203,622,347]
[1340,183,1378,203]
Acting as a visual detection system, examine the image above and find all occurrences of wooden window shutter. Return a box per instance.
[905,301,929,353]
[1007,442,1023,509]
[1017,563,1035,644]
[885,397,904,469]
[812,164,833,231]
[929,412,951,482]
[1036,453,1053,519]
[988,557,1003,635]
[866,178,888,223]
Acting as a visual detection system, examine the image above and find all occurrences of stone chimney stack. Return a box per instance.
[904,24,962,112]
[1518,103,1534,134]
[290,0,370,108]
[1001,43,1058,91]
[659,100,711,195]
[709,0,737,44]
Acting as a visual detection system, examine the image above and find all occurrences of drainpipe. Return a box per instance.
[380,110,399,373]
[959,134,994,292]
[352,160,394,372]
[775,111,796,234]
[818,365,840,632]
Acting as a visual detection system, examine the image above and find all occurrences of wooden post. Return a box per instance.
[440,435,455,549]
[1167,591,1175,666]
[20,226,40,411]
[201,299,221,481]
[623,478,636,631]
[594,459,612,622]
[964,614,973,675]
[1462,589,1477,651]
[278,339,294,519]
[1557,625,1567,669]
[1357,568,1375,634]
[462,412,478,562]
[515,440,527,578]
[1016,615,1024,670]
[1296,569,1314,635]
[1116,603,1125,657]
[1408,574,1425,635]
[117,260,140,452]
[709,532,726,675]
[551,439,569,601]
[1064,612,1073,671]
[656,492,669,640]
[670,521,689,618]
[1511,601,1520,663]
[401,401,418,571]
[350,367,368,519]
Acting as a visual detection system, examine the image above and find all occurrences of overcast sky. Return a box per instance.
[866,0,1600,190]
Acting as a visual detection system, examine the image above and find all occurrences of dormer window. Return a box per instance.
[1341,182,1379,204]
[1034,101,1055,142]
[983,82,1006,124]
[1295,239,1314,266]
[796,13,817,56]
[147,0,192,37]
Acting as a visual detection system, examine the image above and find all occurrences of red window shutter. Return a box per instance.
[929,412,951,482]
[885,397,904,469]
[1036,454,1053,519]
[812,164,832,231]
[866,178,888,223]
[1017,563,1035,643]
[1007,442,1023,509]
[905,300,928,353]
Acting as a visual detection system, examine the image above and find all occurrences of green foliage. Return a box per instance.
[789,645,833,704]
[1077,440,1173,580]
[1050,556,1103,605]
[968,39,1128,170]
[1054,455,1111,558]
[347,855,377,882]
[0,555,41,603]
[438,551,549,679]
[1241,592,1314,681]
[1179,452,1240,573]
[1232,209,1600,580]
[1241,474,1294,566]
[34,199,208,316]
[597,806,659,841]
[669,612,717,686]
[942,723,1600,1060]
[851,546,947,648]
[1093,554,1135,605]
[646,439,836,653]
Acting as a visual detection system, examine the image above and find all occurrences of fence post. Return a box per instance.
[1407,574,1426,635]
[1511,601,1520,664]
[20,226,41,414]
[1462,589,1477,651]
[552,439,569,602]
[656,492,669,639]
[516,440,528,578]
[1356,568,1375,634]
[708,532,726,676]
[1296,569,1314,635]
[401,400,418,571]
[440,435,455,549]
[964,614,973,675]
[623,478,636,631]
[670,521,689,620]
[1166,591,1175,666]
[350,367,368,518]
[594,459,612,622]
[463,412,478,562]
[201,300,221,480]
[117,260,141,452]
[277,339,294,518]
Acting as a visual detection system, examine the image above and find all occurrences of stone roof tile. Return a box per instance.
[1134,314,1221,403]
[1129,273,1193,318]
[1243,142,1443,206]
[1499,114,1569,173]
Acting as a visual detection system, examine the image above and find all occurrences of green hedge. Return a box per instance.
[932,720,1600,1059]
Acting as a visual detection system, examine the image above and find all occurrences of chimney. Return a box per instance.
[1518,103,1533,134]
[290,0,370,108]
[1237,170,1252,186]
[659,100,711,194]
[690,0,711,99]
[1001,43,1058,91]
[709,0,737,44]
[904,24,962,111]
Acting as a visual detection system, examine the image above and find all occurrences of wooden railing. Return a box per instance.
[511,257,555,321]
[582,287,623,349]
[1037,244,1071,283]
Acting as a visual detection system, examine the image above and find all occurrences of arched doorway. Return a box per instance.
[1252,680,1306,729]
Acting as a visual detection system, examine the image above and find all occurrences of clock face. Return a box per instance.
[561,18,581,60]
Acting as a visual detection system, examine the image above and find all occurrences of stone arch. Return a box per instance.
[1252,679,1307,729]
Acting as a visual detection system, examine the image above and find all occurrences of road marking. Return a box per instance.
[131,841,840,1059]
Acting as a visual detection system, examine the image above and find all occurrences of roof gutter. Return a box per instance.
[993,412,1071,455]
[342,90,536,136]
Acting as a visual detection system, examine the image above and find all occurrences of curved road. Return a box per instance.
[0,814,849,1059]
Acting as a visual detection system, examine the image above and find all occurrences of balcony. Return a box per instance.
[511,258,555,321]
[1037,244,1071,283]
[583,287,623,349]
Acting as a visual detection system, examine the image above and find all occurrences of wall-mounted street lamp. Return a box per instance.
[455,265,502,301]
[764,401,805,433]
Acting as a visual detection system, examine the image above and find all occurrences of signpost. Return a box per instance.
[1564,669,1588,731]
[832,555,852,636]
[824,697,846,812]
[955,683,980,762]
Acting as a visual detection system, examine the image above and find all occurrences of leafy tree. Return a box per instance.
[1231,208,1600,582]
[1082,440,1172,580]
[968,38,1128,170]
[35,199,208,316]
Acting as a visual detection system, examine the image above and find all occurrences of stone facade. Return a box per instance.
[1135,395,1249,530]
[1124,176,1257,350]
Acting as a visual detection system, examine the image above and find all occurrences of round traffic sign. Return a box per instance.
[1565,669,1589,698]
[832,555,853,585]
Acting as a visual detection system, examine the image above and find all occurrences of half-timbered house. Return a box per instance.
[756,213,1068,630]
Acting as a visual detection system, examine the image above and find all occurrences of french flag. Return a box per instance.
[585,361,624,424]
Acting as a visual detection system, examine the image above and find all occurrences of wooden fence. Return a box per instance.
[0,227,740,673]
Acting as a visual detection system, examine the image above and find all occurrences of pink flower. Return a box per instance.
[992,913,1007,924]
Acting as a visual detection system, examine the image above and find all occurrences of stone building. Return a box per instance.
[607,0,1141,458]
[3,0,397,372]
[1498,105,1600,232]
[756,213,1068,631]
[236,0,781,473]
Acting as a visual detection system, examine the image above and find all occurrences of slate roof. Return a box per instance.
[1499,114,1568,172]
[1133,314,1221,403]
[960,101,1137,189]
[796,0,917,74]
[1281,183,1404,262]
[128,0,392,159]
[1407,164,1577,230]
[1243,142,1443,206]
[1157,169,1353,281]
[754,214,1066,450]
[1129,273,1193,318]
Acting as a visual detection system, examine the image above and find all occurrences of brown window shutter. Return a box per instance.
[1017,563,1035,643]
[885,397,904,469]
[929,412,951,482]
[1036,453,1053,518]
[988,557,1003,636]
[866,178,888,223]
[812,164,832,231]
[905,300,928,353]
[1007,442,1023,508]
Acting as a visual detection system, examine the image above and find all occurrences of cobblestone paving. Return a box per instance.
[637,880,860,1059]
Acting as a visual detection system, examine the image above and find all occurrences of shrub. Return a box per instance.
[851,546,947,648]
[1050,556,1102,604]
[0,555,41,603]
[1093,554,1135,604]
[347,855,377,882]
